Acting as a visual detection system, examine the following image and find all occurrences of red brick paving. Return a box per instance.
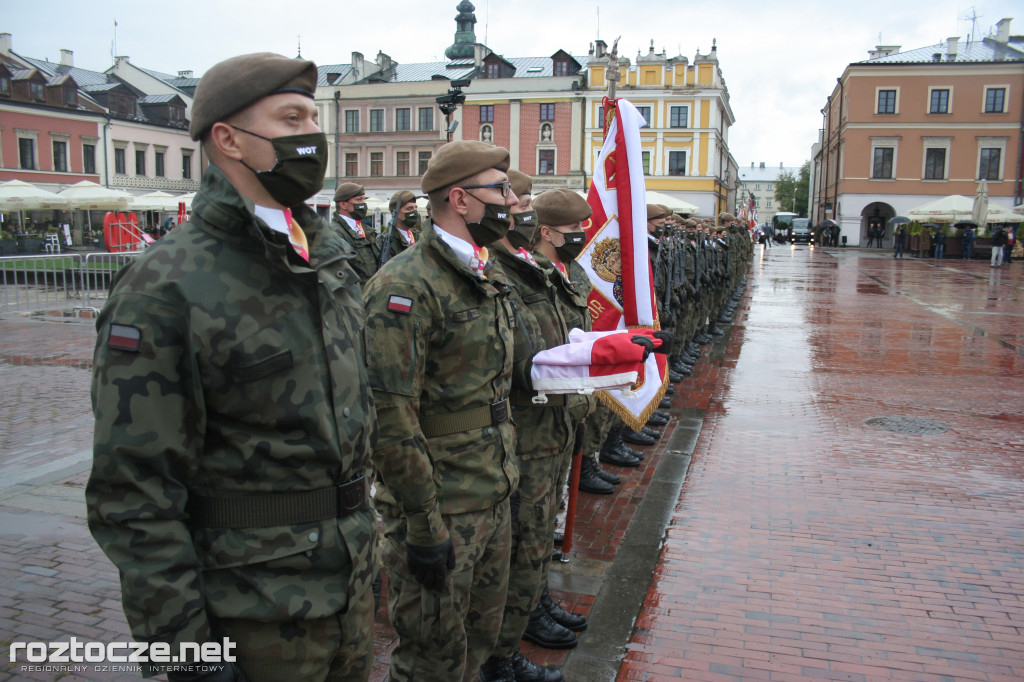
[622,248,1024,681]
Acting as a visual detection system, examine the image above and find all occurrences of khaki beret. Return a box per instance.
[189,52,317,141]
[389,190,418,213]
[534,188,593,227]
[647,204,672,221]
[718,212,737,222]
[334,182,365,203]
[422,141,510,194]
[507,169,533,197]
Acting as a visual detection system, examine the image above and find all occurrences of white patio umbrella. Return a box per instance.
[57,181,133,210]
[972,180,989,227]
[644,190,700,214]
[1014,203,1024,215]
[0,179,68,210]
[907,195,978,222]
[131,190,181,212]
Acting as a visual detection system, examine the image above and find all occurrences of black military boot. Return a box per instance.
[594,462,621,484]
[622,428,655,446]
[522,604,579,649]
[599,441,640,467]
[479,655,515,682]
[665,383,675,395]
[510,652,564,682]
[541,586,588,632]
[578,456,616,492]
[641,425,662,439]
[659,397,673,409]
[710,325,725,336]
[646,412,668,427]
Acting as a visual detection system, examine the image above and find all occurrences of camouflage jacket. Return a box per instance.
[87,163,378,660]
[376,224,418,266]
[493,244,575,460]
[363,226,519,546]
[331,213,380,286]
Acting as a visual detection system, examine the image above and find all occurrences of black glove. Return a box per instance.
[168,662,250,682]
[652,330,678,355]
[631,335,654,362]
[407,539,455,591]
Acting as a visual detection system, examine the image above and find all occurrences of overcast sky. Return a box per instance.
[4,0,1020,168]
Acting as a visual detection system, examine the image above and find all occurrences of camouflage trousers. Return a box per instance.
[382,499,511,682]
[209,588,375,682]
[582,402,616,457]
[495,452,566,657]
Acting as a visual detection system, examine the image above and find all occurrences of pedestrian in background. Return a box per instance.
[893,224,906,259]
[87,52,379,682]
[933,226,946,259]
[961,225,976,259]
[991,226,1007,267]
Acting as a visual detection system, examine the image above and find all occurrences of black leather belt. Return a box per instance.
[186,475,369,528]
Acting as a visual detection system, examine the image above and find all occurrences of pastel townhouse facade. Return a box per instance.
[813,18,1024,245]
[736,162,802,225]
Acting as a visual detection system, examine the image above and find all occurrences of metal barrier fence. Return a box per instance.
[0,252,138,315]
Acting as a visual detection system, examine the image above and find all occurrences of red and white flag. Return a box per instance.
[578,97,668,430]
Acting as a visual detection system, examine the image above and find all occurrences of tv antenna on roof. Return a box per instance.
[962,6,981,43]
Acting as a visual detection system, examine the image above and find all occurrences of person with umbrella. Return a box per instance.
[991,225,1008,267]
[893,222,907,259]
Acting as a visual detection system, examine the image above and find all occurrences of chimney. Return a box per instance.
[759,162,765,169]
[995,18,1012,44]
[946,37,958,60]
[177,70,193,79]
[750,162,754,168]
[594,39,607,59]
[0,33,11,55]
[351,51,365,78]
[779,162,783,169]
[60,49,73,67]
[115,56,130,69]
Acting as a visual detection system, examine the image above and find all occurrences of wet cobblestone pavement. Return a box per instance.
[1,246,1022,681]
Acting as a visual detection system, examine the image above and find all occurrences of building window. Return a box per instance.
[755,184,760,190]
[979,148,1001,180]
[553,60,568,77]
[169,106,184,123]
[929,89,949,114]
[345,110,359,133]
[114,147,126,175]
[642,151,651,175]
[370,151,383,176]
[52,140,68,172]
[538,149,555,175]
[63,86,77,106]
[766,199,773,208]
[30,81,45,101]
[877,89,896,114]
[872,148,894,178]
[419,107,434,131]
[155,151,165,177]
[182,152,192,179]
[370,109,384,132]
[418,151,431,175]
[668,151,686,175]
[83,144,96,174]
[396,151,410,176]
[135,149,146,176]
[540,103,555,121]
[486,61,500,79]
[396,108,411,131]
[0,75,10,97]
[597,105,604,127]
[670,106,688,128]
[984,87,1005,113]
[480,105,494,123]
[636,106,652,126]
[345,153,358,177]
[924,148,946,180]
[18,137,36,169]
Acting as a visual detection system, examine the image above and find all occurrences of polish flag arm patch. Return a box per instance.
[108,324,142,352]
[387,295,414,314]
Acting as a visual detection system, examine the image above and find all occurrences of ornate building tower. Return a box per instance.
[445,1,477,60]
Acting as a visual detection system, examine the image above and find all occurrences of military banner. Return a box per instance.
[578,97,667,430]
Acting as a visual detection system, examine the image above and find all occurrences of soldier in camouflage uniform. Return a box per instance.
[377,190,420,266]
[362,141,520,682]
[87,53,378,682]
[331,182,380,285]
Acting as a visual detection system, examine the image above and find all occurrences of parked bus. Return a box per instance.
[771,212,798,243]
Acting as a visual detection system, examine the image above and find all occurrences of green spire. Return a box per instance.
[445,0,477,60]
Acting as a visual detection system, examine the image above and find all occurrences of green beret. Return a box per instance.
[189,52,317,141]
[389,190,418,213]
[507,169,533,198]
[421,141,510,194]
[534,188,593,227]
[334,182,365,203]
[647,204,672,221]
[718,212,737,223]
